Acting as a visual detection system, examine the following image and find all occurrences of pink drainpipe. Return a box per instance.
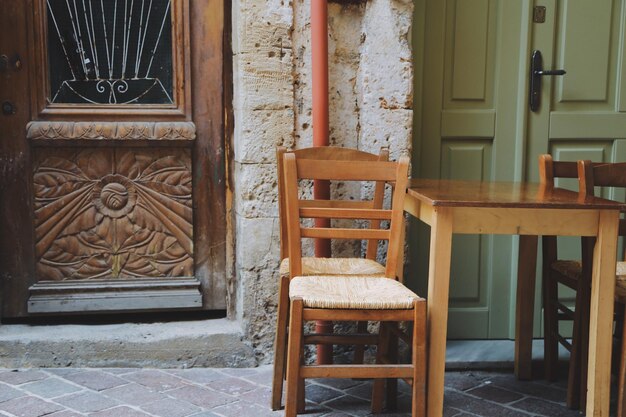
[311,0,333,364]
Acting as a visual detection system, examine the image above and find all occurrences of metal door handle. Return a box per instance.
[535,69,567,76]
[529,50,566,112]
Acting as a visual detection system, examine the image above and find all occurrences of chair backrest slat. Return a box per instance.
[299,199,376,209]
[283,151,409,279]
[300,207,393,221]
[539,154,578,187]
[301,227,391,241]
[295,159,398,181]
[579,161,626,191]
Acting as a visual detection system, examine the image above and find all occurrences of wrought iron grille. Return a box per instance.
[46,0,174,105]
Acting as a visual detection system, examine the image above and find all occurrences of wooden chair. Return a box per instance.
[281,152,426,416]
[543,157,626,410]
[614,263,626,417]
[577,159,626,413]
[539,154,594,409]
[272,146,391,410]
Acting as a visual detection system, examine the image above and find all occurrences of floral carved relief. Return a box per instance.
[33,148,193,280]
[26,121,196,141]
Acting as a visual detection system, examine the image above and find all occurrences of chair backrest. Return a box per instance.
[538,154,579,187]
[578,160,626,195]
[578,159,626,237]
[276,146,389,261]
[539,154,594,272]
[282,152,409,279]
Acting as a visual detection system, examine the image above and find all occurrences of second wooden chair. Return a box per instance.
[272,146,393,410]
[281,152,426,416]
[539,153,593,409]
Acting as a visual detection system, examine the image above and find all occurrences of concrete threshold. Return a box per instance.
[0,318,256,369]
[445,339,566,371]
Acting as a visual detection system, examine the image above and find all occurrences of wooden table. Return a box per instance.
[404,179,623,417]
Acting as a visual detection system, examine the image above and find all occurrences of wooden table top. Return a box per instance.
[407,179,626,210]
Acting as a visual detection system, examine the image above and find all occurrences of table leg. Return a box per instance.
[586,210,619,417]
[515,235,538,380]
[426,207,453,417]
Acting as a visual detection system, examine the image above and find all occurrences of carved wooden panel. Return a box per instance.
[33,148,193,280]
[26,121,196,141]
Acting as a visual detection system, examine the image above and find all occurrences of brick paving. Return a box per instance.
[0,366,598,417]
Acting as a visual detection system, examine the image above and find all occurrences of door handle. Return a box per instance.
[529,50,566,112]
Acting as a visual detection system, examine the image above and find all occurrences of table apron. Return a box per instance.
[405,202,606,236]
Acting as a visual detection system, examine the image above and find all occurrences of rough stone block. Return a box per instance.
[233,48,293,111]
[238,267,280,362]
[234,109,295,164]
[235,216,280,271]
[359,108,413,159]
[359,58,413,110]
[363,0,413,58]
[232,0,293,55]
[233,162,278,218]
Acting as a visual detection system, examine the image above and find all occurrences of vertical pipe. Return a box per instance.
[311,0,333,364]
[311,0,329,148]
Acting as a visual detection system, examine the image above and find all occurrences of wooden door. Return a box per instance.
[412,0,531,339]
[527,0,626,184]
[0,0,227,317]
[526,0,626,331]
[414,0,626,339]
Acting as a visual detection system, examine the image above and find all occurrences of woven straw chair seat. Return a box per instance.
[279,257,386,278]
[289,275,419,310]
[551,260,583,281]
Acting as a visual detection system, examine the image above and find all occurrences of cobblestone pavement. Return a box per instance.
[0,366,593,417]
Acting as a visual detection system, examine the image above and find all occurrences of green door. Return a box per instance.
[412,0,626,339]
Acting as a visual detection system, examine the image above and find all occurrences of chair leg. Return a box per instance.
[372,321,390,413]
[618,308,626,417]
[353,321,368,364]
[576,278,591,411]
[412,300,427,417]
[271,275,290,410]
[386,322,399,411]
[285,298,304,417]
[566,295,583,409]
[574,236,593,410]
[543,270,559,381]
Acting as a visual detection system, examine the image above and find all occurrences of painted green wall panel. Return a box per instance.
[550,113,626,138]
[451,0,489,100]
[441,142,492,311]
[557,1,612,102]
[448,309,488,339]
[441,110,496,138]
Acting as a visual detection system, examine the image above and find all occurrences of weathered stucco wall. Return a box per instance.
[232,0,414,362]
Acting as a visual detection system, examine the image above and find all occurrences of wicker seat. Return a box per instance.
[278,257,386,277]
[279,151,426,417]
[290,276,418,310]
[272,146,390,411]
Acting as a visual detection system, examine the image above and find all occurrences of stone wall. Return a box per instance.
[231,0,414,363]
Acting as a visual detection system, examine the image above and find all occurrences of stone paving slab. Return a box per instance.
[0,366,606,417]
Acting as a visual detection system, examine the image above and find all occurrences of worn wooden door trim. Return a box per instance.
[0,0,37,317]
[189,0,228,310]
